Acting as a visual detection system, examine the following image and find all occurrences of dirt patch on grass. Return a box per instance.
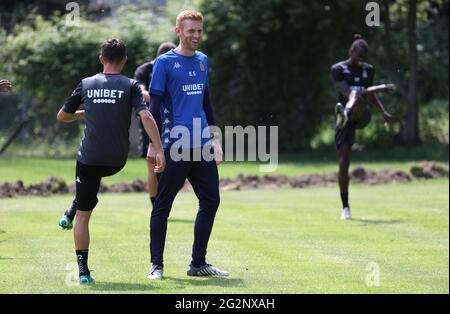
[0,162,447,198]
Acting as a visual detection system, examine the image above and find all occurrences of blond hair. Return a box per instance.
[176,10,203,27]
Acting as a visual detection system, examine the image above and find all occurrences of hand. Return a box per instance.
[212,137,223,165]
[154,149,166,173]
[382,84,396,94]
[382,111,393,127]
[146,143,157,166]
[0,80,12,93]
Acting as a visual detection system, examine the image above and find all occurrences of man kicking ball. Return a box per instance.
[331,34,394,220]
[56,38,165,284]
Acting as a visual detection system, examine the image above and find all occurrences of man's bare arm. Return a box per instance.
[139,109,165,172]
[366,93,392,125]
[57,109,85,122]
[139,110,162,150]
[359,84,396,96]
[139,84,150,103]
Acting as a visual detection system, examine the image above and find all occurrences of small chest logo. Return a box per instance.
[354,77,361,83]
[173,62,182,69]
[199,61,205,72]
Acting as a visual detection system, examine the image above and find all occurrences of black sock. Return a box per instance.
[150,197,155,207]
[340,192,349,208]
[191,259,206,268]
[76,249,90,276]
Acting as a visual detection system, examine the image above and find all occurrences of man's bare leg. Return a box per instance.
[74,210,94,283]
[337,145,352,219]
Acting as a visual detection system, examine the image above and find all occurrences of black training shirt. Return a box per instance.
[331,61,375,104]
[63,73,148,167]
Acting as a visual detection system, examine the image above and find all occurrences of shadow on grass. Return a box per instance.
[0,229,5,234]
[84,277,244,292]
[351,218,403,225]
[168,219,195,224]
[163,276,245,289]
[88,281,154,292]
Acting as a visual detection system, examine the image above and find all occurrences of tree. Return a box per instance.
[0,0,90,31]
[404,0,419,144]
[380,0,448,145]
[201,0,370,150]
[0,6,174,142]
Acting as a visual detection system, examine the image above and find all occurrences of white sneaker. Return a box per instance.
[147,265,163,280]
[341,207,351,220]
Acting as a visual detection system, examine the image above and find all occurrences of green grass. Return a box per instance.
[1,146,448,184]
[0,180,448,293]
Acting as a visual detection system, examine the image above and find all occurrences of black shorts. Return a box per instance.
[75,161,124,211]
[335,122,356,149]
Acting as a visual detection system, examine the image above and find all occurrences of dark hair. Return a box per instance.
[349,34,369,54]
[157,42,176,57]
[101,38,126,63]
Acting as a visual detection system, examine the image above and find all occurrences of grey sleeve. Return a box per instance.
[130,80,148,113]
[63,82,82,113]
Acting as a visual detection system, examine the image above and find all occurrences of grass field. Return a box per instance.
[0,179,448,294]
[1,146,448,185]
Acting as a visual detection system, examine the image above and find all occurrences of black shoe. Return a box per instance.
[57,199,77,230]
[187,263,229,277]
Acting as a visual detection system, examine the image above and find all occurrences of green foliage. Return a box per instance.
[200,0,449,150]
[419,99,449,145]
[1,0,448,153]
[354,98,449,148]
[166,0,204,22]
[310,98,449,149]
[0,6,174,140]
[201,0,372,150]
[371,0,449,103]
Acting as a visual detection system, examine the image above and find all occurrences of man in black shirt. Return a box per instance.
[331,34,394,220]
[56,39,165,284]
[135,42,177,106]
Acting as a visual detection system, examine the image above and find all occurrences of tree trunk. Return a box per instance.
[382,0,408,100]
[401,0,420,144]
